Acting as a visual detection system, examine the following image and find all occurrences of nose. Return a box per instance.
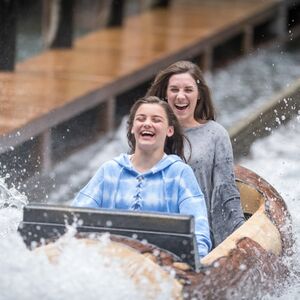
[176,89,185,99]
[143,117,151,127]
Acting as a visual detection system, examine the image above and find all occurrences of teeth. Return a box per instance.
[141,131,154,136]
[175,103,188,110]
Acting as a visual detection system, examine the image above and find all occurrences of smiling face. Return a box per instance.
[131,103,174,153]
[166,72,199,127]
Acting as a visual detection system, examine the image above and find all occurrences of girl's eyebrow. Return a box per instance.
[135,113,164,119]
[169,84,195,88]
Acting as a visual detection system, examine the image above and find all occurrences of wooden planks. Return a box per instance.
[0,71,111,134]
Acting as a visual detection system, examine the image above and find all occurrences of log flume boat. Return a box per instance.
[18,165,293,299]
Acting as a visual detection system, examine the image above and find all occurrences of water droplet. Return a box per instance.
[106,220,112,227]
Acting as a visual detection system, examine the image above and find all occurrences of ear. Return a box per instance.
[167,126,174,137]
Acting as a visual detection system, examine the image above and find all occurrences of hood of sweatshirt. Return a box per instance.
[112,153,182,175]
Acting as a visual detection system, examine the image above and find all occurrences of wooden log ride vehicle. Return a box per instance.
[18,165,293,299]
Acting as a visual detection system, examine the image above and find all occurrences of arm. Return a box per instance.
[71,166,105,208]
[211,130,245,246]
[178,166,212,258]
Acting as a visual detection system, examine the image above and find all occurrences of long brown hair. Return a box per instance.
[127,96,189,161]
[146,60,216,121]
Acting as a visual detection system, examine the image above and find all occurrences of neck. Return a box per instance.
[131,148,165,173]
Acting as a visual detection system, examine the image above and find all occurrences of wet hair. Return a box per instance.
[127,96,190,161]
[146,60,216,121]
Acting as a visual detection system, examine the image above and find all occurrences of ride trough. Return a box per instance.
[18,165,293,299]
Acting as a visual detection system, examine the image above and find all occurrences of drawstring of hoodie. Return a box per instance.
[161,170,170,213]
[131,175,144,210]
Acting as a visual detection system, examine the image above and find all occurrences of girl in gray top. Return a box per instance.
[146,60,245,247]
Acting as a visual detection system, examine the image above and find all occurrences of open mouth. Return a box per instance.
[140,130,155,137]
[175,103,189,111]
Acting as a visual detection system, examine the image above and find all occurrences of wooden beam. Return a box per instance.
[43,0,74,48]
[107,0,125,27]
[0,0,17,71]
[152,0,171,8]
[243,25,254,54]
[39,129,53,173]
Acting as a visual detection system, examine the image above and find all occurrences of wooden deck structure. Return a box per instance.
[0,0,299,179]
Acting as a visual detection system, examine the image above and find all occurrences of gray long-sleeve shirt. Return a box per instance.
[184,121,245,247]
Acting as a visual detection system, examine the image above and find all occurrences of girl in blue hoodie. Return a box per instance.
[73,96,211,258]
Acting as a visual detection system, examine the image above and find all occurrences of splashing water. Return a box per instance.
[209,45,300,128]
[0,177,28,239]
[239,116,300,299]
[0,177,28,210]
[0,175,178,300]
[0,230,176,300]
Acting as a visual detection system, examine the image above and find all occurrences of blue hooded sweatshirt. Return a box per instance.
[72,153,212,257]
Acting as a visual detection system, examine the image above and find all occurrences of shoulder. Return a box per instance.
[206,121,229,137]
[185,121,230,146]
[203,121,231,146]
[162,156,199,188]
[185,121,228,137]
[208,122,234,156]
[90,160,118,181]
[165,155,194,173]
[101,158,120,169]
[165,154,185,166]
[100,154,127,171]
